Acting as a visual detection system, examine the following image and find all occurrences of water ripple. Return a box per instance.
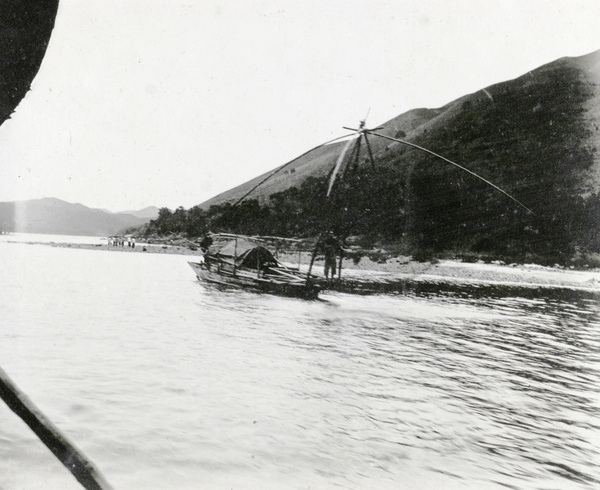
[1,242,599,489]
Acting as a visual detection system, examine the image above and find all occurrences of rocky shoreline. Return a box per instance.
[279,252,600,293]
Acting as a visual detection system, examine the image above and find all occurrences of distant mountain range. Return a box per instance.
[0,198,159,236]
[112,206,160,220]
[0,5,159,238]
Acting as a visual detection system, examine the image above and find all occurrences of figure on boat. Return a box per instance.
[199,233,213,253]
[318,232,343,280]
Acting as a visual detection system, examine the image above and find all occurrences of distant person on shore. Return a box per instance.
[132,237,136,248]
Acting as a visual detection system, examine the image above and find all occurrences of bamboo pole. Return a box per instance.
[352,136,362,172]
[233,132,357,206]
[257,248,261,278]
[305,239,320,287]
[345,136,361,175]
[327,136,358,196]
[363,133,377,170]
[367,131,536,215]
[0,367,113,490]
[233,236,238,277]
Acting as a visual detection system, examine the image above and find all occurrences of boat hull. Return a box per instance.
[188,262,319,299]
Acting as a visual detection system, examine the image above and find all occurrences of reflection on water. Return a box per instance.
[0,240,599,489]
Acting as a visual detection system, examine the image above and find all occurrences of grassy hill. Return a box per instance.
[200,107,441,209]
[201,50,600,211]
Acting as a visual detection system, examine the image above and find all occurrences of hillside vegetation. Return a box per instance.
[144,50,600,266]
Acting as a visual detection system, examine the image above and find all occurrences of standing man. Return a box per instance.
[322,232,342,279]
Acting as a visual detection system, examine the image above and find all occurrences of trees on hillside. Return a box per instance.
[142,163,600,266]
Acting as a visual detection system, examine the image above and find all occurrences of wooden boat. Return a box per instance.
[188,236,319,299]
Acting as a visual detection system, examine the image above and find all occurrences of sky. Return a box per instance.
[2,0,600,212]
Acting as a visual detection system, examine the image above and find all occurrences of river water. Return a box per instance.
[1,235,599,489]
